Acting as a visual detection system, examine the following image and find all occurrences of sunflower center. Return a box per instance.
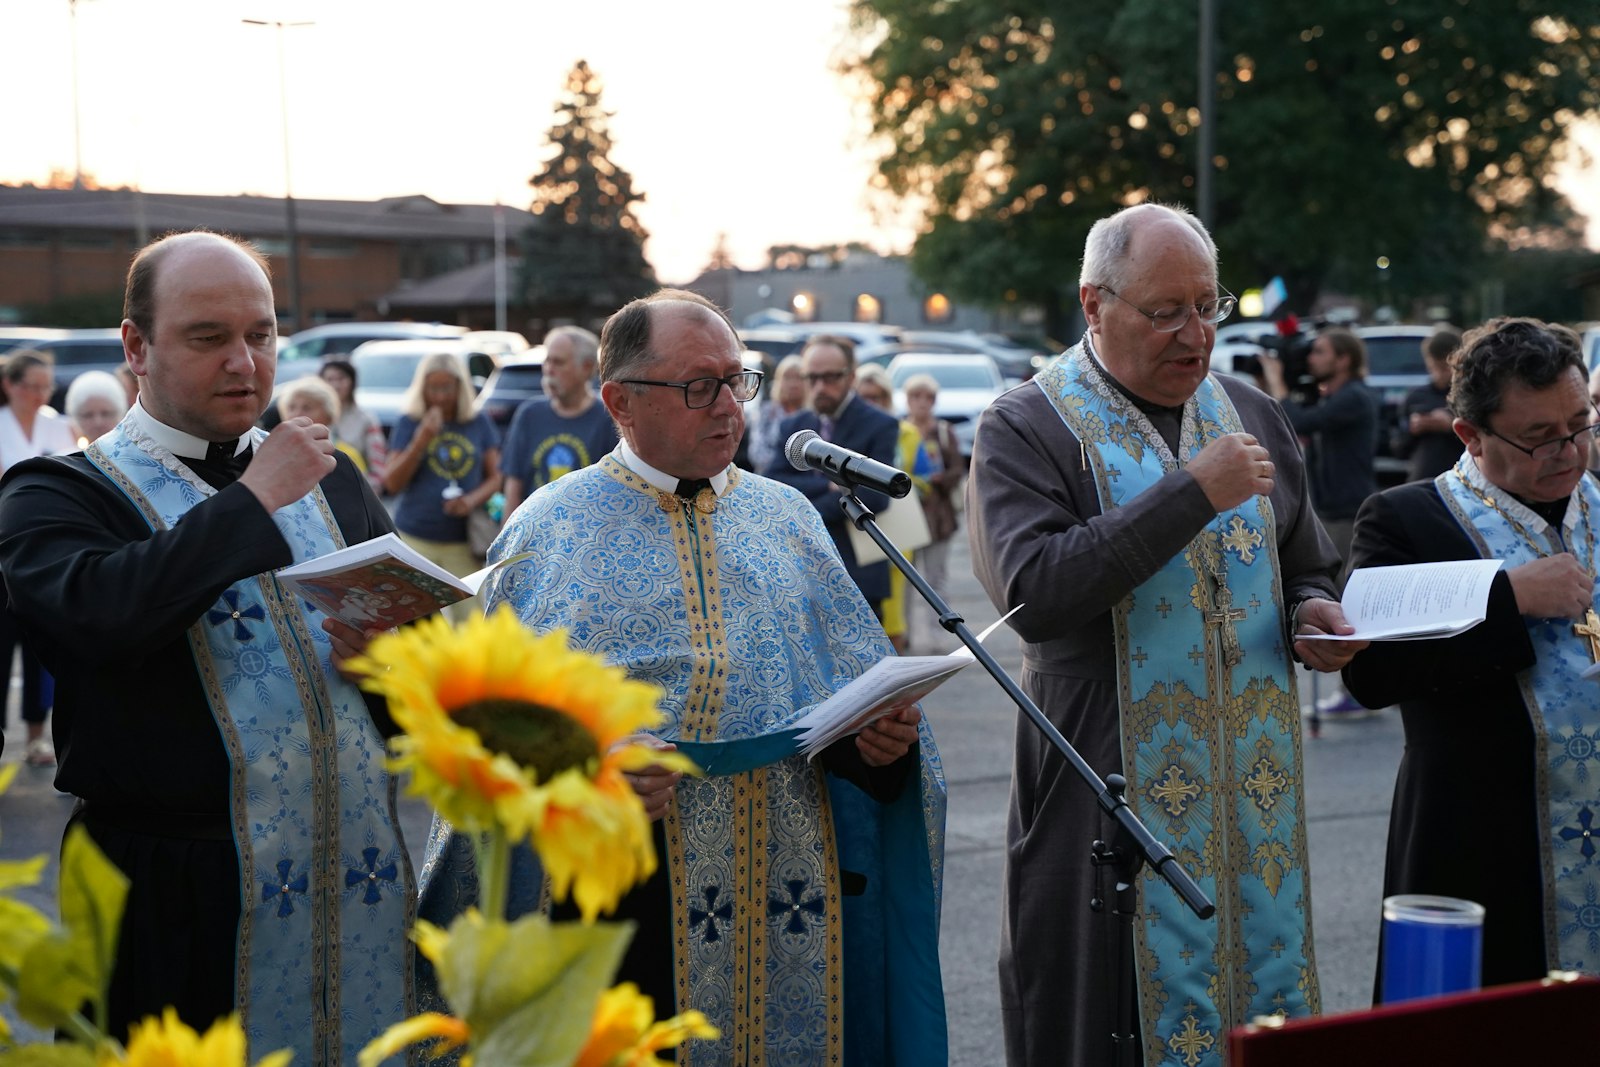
[453,699,600,781]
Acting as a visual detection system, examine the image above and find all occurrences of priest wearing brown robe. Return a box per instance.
[968,202,1364,1067]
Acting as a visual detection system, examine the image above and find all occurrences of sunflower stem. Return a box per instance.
[479,828,511,922]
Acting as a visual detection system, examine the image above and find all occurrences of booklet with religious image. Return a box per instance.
[1296,558,1503,642]
[791,606,1021,757]
[276,532,488,630]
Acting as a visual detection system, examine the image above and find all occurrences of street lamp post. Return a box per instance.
[1196,0,1216,228]
[68,0,95,190]
[242,17,313,334]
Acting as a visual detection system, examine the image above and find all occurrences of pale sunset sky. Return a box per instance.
[2,0,1595,285]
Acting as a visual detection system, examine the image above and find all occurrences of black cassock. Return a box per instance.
[1343,479,1552,992]
[0,448,396,1040]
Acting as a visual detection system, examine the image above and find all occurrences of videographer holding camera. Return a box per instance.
[1260,327,1380,561]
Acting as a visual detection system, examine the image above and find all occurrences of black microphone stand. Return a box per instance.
[838,488,1215,1067]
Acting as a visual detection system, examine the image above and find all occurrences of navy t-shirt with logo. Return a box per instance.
[389,411,501,542]
[502,399,617,492]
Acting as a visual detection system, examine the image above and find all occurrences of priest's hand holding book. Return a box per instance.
[856,702,922,767]
[323,615,390,684]
[1291,597,1368,671]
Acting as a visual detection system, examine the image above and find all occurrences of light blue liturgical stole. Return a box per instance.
[87,424,415,1067]
[1038,347,1319,1066]
[449,456,948,1067]
[1436,456,1600,973]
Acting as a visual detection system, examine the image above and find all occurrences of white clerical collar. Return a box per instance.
[614,440,730,497]
[1461,452,1579,536]
[126,398,251,461]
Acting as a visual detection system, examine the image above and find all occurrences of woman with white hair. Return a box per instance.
[64,370,130,446]
[276,375,370,474]
[383,351,501,619]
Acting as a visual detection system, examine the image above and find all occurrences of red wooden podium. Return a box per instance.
[1229,975,1600,1065]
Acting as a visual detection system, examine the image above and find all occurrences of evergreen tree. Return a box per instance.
[520,60,656,324]
[847,3,1600,330]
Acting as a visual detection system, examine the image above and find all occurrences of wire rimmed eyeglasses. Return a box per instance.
[1482,419,1600,461]
[1095,284,1237,333]
[618,370,764,409]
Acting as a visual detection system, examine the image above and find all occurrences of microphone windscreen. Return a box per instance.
[785,428,819,471]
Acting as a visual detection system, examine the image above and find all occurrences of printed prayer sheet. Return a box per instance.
[1298,558,1503,642]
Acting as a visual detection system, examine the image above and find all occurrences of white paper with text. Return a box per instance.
[1298,558,1502,642]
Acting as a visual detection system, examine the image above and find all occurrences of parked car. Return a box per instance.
[737,322,908,364]
[277,321,469,364]
[887,352,1007,457]
[1215,321,1284,348]
[472,348,547,431]
[461,330,531,358]
[349,339,493,434]
[862,330,1048,385]
[0,326,69,357]
[1355,324,1434,484]
[31,328,127,410]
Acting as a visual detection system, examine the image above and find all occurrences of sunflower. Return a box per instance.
[348,606,697,919]
[360,910,634,1067]
[572,983,719,1067]
[98,1009,290,1067]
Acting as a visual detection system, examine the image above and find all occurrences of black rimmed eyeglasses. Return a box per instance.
[1095,284,1237,333]
[618,370,764,409]
[1481,417,1600,461]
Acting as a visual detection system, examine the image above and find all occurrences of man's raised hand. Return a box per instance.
[238,416,336,512]
[1188,432,1275,512]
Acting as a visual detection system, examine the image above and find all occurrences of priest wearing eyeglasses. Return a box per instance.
[418,289,947,1066]
[1343,317,1600,992]
[967,202,1361,1066]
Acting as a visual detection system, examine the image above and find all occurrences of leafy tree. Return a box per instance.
[847,2,1600,333]
[520,60,656,324]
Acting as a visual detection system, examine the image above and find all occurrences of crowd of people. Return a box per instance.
[0,214,1596,1067]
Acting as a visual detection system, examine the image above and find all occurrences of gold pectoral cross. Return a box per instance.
[1204,571,1247,671]
[1574,609,1600,663]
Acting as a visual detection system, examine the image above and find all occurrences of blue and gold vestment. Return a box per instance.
[422,454,947,1066]
[1036,348,1320,1066]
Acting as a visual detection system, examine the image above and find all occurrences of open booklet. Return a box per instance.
[276,532,501,631]
[791,606,1021,758]
[1297,558,1502,643]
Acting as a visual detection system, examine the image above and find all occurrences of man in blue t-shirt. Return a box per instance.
[501,325,617,514]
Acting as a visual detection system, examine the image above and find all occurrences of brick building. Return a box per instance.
[0,184,532,329]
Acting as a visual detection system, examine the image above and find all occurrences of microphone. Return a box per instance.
[785,429,911,498]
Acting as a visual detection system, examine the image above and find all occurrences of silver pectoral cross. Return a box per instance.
[1204,571,1247,671]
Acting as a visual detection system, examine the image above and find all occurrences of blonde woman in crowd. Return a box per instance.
[901,372,965,648]
[855,363,924,653]
[748,353,808,472]
[383,352,501,620]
